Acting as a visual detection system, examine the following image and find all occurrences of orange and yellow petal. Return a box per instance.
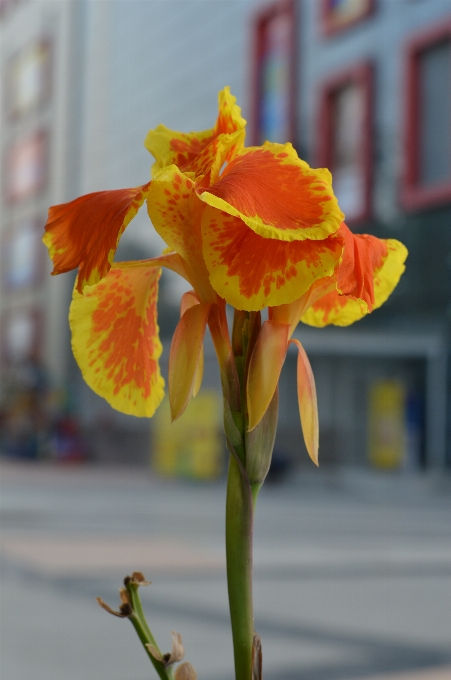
[145,87,246,176]
[183,130,245,187]
[301,238,408,327]
[145,125,214,176]
[201,207,343,311]
[198,143,343,242]
[43,183,151,292]
[147,166,215,302]
[168,302,211,421]
[290,339,319,466]
[213,86,247,136]
[70,261,164,417]
[247,320,289,431]
[335,223,388,312]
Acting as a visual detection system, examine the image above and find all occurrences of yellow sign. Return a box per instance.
[368,380,406,469]
[152,390,223,479]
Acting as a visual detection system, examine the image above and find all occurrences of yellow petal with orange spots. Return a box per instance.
[183,130,245,186]
[290,339,319,466]
[147,166,215,302]
[198,144,344,242]
[43,183,151,292]
[201,207,342,311]
[247,320,289,431]
[301,239,408,327]
[70,260,164,417]
[169,302,211,422]
[145,87,246,176]
[146,125,214,177]
[214,86,247,136]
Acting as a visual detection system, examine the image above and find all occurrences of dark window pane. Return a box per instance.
[419,40,451,185]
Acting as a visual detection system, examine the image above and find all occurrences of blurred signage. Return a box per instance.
[152,390,223,480]
[368,380,406,469]
[5,131,48,202]
[6,39,52,118]
[251,0,296,145]
[1,217,44,291]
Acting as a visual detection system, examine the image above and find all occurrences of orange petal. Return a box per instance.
[201,207,342,311]
[43,183,151,292]
[335,223,387,312]
[199,144,343,242]
[247,320,289,431]
[70,261,164,417]
[169,302,211,421]
[290,339,319,466]
[147,167,214,302]
[145,87,245,175]
[301,238,408,327]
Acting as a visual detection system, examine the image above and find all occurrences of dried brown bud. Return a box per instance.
[96,596,132,618]
[252,632,262,680]
[146,631,184,667]
[175,662,197,680]
[124,571,152,587]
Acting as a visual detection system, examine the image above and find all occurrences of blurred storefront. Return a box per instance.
[1,0,450,470]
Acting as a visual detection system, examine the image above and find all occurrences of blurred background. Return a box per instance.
[0,1,450,680]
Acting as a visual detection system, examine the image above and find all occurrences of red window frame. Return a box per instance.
[316,62,374,226]
[320,0,375,38]
[402,21,451,211]
[250,0,297,146]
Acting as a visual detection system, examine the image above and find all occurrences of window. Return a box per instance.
[403,22,451,210]
[317,63,373,225]
[251,0,296,145]
[1,217,45,291]
[321,0,375,37]
[0,307,42,363]
[5,131,49,203]
[5,39,52,119]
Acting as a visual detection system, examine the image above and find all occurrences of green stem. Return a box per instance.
[226,453,254,680]
[125,583,173,680]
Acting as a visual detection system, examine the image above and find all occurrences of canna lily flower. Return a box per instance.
[42,87,407,468]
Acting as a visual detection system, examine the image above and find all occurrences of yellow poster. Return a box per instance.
[152,390,223,479]
[368,380,406,469]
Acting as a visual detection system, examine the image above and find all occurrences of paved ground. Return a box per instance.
[1,461,450,680]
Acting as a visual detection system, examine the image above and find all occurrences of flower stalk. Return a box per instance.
[43,87,408,680]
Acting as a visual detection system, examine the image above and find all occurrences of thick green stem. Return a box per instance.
[226,453,254,680]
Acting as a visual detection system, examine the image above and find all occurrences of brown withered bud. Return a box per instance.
[96,588,132,618]
[124,571,152,587]
[146,631,184,667]
[175,662,197,680]
[252,632,262,680]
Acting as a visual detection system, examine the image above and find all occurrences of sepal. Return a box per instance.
[169,302,211,421]
[245,386,279,487]
[290,339,319,465]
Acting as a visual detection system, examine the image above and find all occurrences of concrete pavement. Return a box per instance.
[1,461,450,680]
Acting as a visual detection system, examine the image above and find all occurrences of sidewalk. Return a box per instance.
[1,460,450,680]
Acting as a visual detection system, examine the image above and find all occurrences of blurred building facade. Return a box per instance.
[0,0,450,470]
